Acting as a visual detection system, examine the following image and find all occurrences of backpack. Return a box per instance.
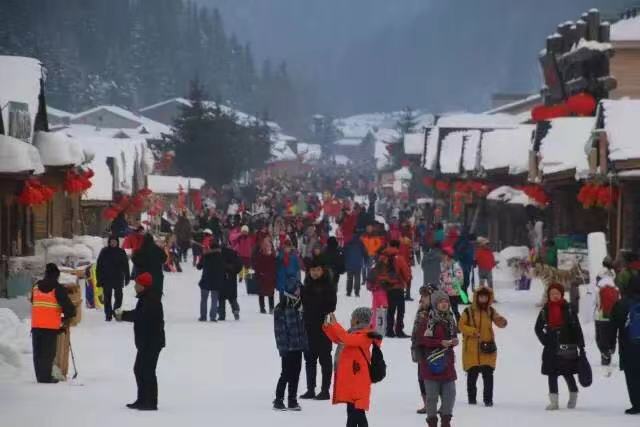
[628,302,640,342]
[599,286,620,317]
[360,343,386,383]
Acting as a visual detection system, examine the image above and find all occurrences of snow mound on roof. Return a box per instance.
[539,117,594,178]
[33,131,85,166]
[0,56,41,141]
[487,185,537,206]
[403,133,424,155]
[481,125,534,174]
[601,99,640,161]
[611,15,640,41]
[334,138,362,146]
[462,130,481,172]
[424,128,440,170]
[72,105,172,139]
[437,113,519,129]
[0,134,44,174]
[439,131,465,174]
[147,175,206,194]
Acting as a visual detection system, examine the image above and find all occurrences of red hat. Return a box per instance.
[135,272,153,288]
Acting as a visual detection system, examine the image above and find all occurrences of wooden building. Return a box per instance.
[611,11,640,99]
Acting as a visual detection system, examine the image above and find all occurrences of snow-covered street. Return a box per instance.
[1,263,637,427]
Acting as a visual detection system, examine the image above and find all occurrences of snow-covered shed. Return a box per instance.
[480,125,534,176]
[537,117,594,179]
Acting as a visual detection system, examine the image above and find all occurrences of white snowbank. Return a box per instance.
[403,132,424,155]
[334,155,352,166]
[33,131,86,167]
[374,141,390,170]
[270,139,297,162]
[481,125,534,174]
[0,134,45,174]
[611,14,640,41]
[0,56,42,141]
[73,235,105,259]
[296,143,322,163]
[601,99,640,161]
[0,308,31,379]
[37,236,102,265]
[487,186,537,206]
[539,117,594,178]
[334,138,362,146]
[393,166,412,180]
[499,245,530,261]
[7,255,45,275]
[147,175,206,195]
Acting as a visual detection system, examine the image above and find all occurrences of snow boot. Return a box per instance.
[567,392,578,409]
[126,401,142,409]
[625,407,640,415]
[386,330,396,338]
[137,404,158,411]
[233,311,240,321]
[426,416,438,427]
[417,394,427,414]
[260,308,267,314]
[314,390,330,400]
[287,399,302,411]
[396,330,410,339]
[440,414,452,427]
[546,393,559,410]
[299,390,316,399]
[273,399,286,411]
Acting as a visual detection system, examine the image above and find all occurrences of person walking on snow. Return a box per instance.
[96,236,130,321]
[300,260,337,400]
[196,240,224,321]
[174,212,192,263]
[253,236,277,314]
[458,287,507,407]
[344,235,367,297]
[475,237,496,290]
[534,283,585,411]
[415,290,459,427]
[594,270,620,366]
[411,284,435,414]
[115,272,165,411]
[384,241,412,338]
[323,308,382,427]
[610,274,640,414]
[440,249,463,321]
[31,263,76,383]
[218,243,243,321]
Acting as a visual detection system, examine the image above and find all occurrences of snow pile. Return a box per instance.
[439,131,465,174]
[538,117,594,178]
[147,175,206,194]
[423,127,440,170]
[374,141,390,169]
[462,130,481,172]
[0,308,31,379]
[611,14,640,41]
[269,139,297,162]
[0,134,45,175]
[334,138,362,146]
[393,166,412,180]
[0,56,42,141]
[481,125,534,174]
[7,255,45,275]
[403,133,424,155]
[334,155,352,166]
[487,186,537,206]
[37,236,100,266]
[73,235,105,259]
[601,99,640,161]
[33,131,85,166]
[296,143,322,163]
[436,112,519,129]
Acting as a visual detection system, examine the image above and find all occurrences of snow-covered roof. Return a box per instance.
[611,15,640,41]
[334,155,352,166]
[393,166,412,180]
[487,186,537,206]
[47,106,72,118]
[0,56,42,141]
[71,106,172,139]
[481,125,534,174]
[334,138,363,146]
[436,113,520,129]
[539,117,594,178]
[334,111,434,139]
[601,99,640,161]
[403,133,424,155]
[439,131,465,174]
[0,134,44,174]
[33,131,85,167]
[270,139,297,162]
[423,127,440,170]
[374,141,390,170]
[297,143,322,163]
[147,175,205,195]
[462,130,482,172]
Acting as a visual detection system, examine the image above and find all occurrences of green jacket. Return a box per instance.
[615,268,637,296]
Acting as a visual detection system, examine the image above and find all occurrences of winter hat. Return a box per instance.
[108,235,119,246]
[45,263,60,279]
[135,272,153,288]
[203,228,213,235]
[431,290,450,309]
[241,225,250,233]
[351,307,372,328]
[547,282,565,298]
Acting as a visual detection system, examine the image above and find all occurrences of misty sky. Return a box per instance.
[200,0,631,117]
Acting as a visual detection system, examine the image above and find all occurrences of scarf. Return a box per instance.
[425,308,457,339]
[547,300,565,330]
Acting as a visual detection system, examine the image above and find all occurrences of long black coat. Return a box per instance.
[535,302,585,376]
[219,247,242,299]
[132,241,167,298]
[122,292,165,350]
[96,245,130,288]
[301,274,337,353]
[197,249,225,291]
[610,292,640,371]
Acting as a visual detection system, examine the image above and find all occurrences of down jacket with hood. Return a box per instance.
[458,287,507,371]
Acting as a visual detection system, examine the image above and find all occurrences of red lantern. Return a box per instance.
[435,180,450,193]
[191,190,203,212]
[577,183,599,208]
[422,176,434,187]
[567,92,597,116]
[595,185,619,208]
[102,207,120,220]
[531,103,570,122]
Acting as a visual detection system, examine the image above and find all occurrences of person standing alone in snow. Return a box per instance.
[31,263,76,383]
[115,272,165,411]
[323,308,382,427]
[594,266,619,367]
[96,236,130,321]
[300,260,337,400]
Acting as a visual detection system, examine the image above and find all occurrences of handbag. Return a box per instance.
[578,351,592,387]
[480,341,497,354]
[557,343,579,360]
[426,348,448,375]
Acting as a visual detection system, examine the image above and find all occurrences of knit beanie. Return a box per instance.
[135,272,153,288]
[351,307,372,328]
[431,290,450,309]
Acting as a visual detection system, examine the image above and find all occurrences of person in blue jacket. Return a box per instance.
[344,236,367,297]
[454,230,475,297]
[277,238,302,300]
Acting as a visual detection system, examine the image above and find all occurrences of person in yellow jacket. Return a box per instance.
[458,287,507,406]
[31,263,76,383]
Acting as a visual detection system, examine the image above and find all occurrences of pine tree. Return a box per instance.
[396,106,418,135]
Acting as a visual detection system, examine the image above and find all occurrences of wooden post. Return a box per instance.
[616,182,623,256]
[599,130,609,175]
[587,9,601,41]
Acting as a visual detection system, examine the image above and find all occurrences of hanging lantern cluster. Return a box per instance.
[64,168,94,194]
[102,188,154,220]
[453,180,490,197]
[17,179,57,206]
[422,176,435,187]
[577,182,619,209]
[521,185,550,206]
[434,180,450,193]
[147,196,166,217]
[531,92,597,122]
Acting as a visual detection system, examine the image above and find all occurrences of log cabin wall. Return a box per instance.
[611,43,640,99]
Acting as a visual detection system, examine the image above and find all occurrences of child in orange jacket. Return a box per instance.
[323,308,382,427]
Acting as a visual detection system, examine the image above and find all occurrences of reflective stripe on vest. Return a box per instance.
[32,288,62,330]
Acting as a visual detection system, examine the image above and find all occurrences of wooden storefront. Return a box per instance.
[32,166,81,239]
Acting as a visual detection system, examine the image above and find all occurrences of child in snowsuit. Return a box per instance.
[594,273,619,366]
[323,308,381,427]
[475,237,496,290]
[411,284,435,414]
[416,290,459,427]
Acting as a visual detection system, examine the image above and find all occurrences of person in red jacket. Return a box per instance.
[475,237,496,290]
[384,241,412,338]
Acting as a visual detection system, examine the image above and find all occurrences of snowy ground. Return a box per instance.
[0,262,637,427]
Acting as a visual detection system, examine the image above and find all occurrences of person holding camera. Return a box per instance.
[458,287,507,407]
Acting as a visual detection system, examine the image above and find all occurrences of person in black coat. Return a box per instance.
[323,237,345,292]
[132,234,167,300]
[610,274,640,414]
[534,283,585,411]
[116,272,165,411]
[96,236,130,321]
[218,245,243,321]
[196,241,225,321]
[300,260,337,400]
